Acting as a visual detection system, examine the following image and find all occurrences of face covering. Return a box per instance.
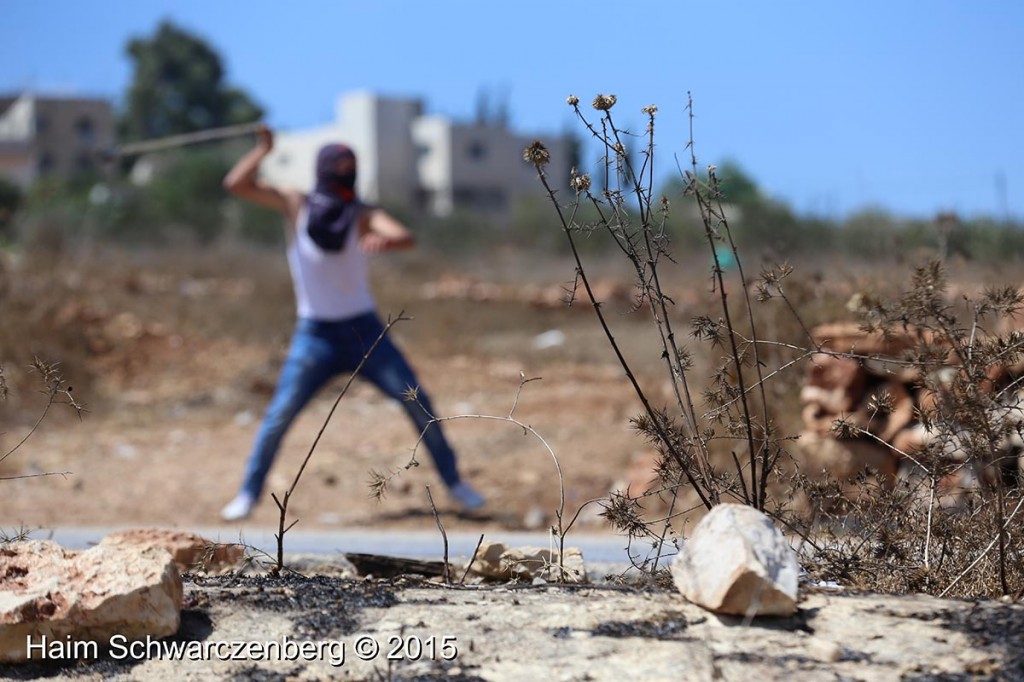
[306,144,359,252]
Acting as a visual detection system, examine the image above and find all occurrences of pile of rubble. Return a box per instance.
[797,321,1024,502]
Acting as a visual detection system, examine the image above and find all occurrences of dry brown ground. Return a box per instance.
[3,244,1022,537]
[0,245,691,534]
[5,245,1024,682]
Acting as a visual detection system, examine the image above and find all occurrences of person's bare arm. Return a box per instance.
[359,207,416,253]
[223,125,303,225]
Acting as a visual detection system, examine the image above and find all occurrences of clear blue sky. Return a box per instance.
[2,0,1022,220]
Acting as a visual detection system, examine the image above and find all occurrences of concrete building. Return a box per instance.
[262,91,571,222]
[0,93,115,187]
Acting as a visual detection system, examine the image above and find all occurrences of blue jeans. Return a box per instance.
[238,312,462,499]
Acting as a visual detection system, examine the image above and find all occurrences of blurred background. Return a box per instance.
[1,1,1022,532]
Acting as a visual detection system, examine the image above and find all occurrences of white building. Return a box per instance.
[262,91,572,222]
[0,93,115,187]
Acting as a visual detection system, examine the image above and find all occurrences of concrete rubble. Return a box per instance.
[798,321,1024,504]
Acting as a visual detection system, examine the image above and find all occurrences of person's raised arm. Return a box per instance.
[223,125,297,217]
[359,207,416,253]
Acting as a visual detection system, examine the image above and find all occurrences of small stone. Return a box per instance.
[468,541,586,583]
[522,507,547,530]
[808,638,843,663]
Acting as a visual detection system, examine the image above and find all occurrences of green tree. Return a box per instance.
[0,177,22,239]
[120,20,263,141]
[714,159,760,205]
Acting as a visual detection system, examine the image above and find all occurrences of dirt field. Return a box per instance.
[2,243,1020,539]
[5,244,1024,681]
[0,245,712,536]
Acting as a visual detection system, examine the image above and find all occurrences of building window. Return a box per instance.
[453,186,506,211]
[467,140,487,161]
[35,115,49,134]
[75,116,96,144]
[38,152,54,174]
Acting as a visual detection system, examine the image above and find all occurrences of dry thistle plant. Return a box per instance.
[0,358,81,481]
[529,93,795,572]
[1,358,82,544]
[528,93,1022,597]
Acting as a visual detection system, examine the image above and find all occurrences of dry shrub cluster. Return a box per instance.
[529,93,1023,598]
[783,263,1024,598]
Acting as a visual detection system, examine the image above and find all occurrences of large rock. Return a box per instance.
[671,504,799,617]
[468,541,586,583]
[0,540,181,663]
[100,529,244,574]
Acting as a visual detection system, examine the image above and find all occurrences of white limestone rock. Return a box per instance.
[100,528,244,575]
[672,503,799,617]
[0,540,182,663]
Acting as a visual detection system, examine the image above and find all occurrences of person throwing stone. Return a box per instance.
[220,125,485,521]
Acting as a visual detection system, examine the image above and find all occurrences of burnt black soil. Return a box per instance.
[186,573,397,639]
[590,610,693,640]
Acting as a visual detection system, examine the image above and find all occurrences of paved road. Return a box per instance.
[41,526,676,570]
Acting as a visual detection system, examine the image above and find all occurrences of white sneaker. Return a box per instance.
[448,482,486,512]
[220,493,256,521]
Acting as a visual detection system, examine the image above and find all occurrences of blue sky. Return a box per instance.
[2,1,1022,220]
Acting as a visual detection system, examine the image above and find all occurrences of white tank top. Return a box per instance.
[286,203,376,321]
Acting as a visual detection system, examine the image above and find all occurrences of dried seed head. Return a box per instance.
[641,104,658,115]
[707,164,717,174]
[569,167,591,193]
[523,140,551,166]
[592,94,617,111]
[566,94,580,106]
[613,142,626,156]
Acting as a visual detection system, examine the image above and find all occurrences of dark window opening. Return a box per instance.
[467,140,487,161]
[38,152,54,173]
[75,116,95,144]
[453,186,506,211]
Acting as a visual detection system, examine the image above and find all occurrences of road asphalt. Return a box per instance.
[39,526,674,574]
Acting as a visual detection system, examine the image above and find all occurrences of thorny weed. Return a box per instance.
[786,262,1024,597]
[528,93,1022,597]
[0,358,80,481]
[371,373,590,583]
[529,93,781,573]
[0,359,82,543]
